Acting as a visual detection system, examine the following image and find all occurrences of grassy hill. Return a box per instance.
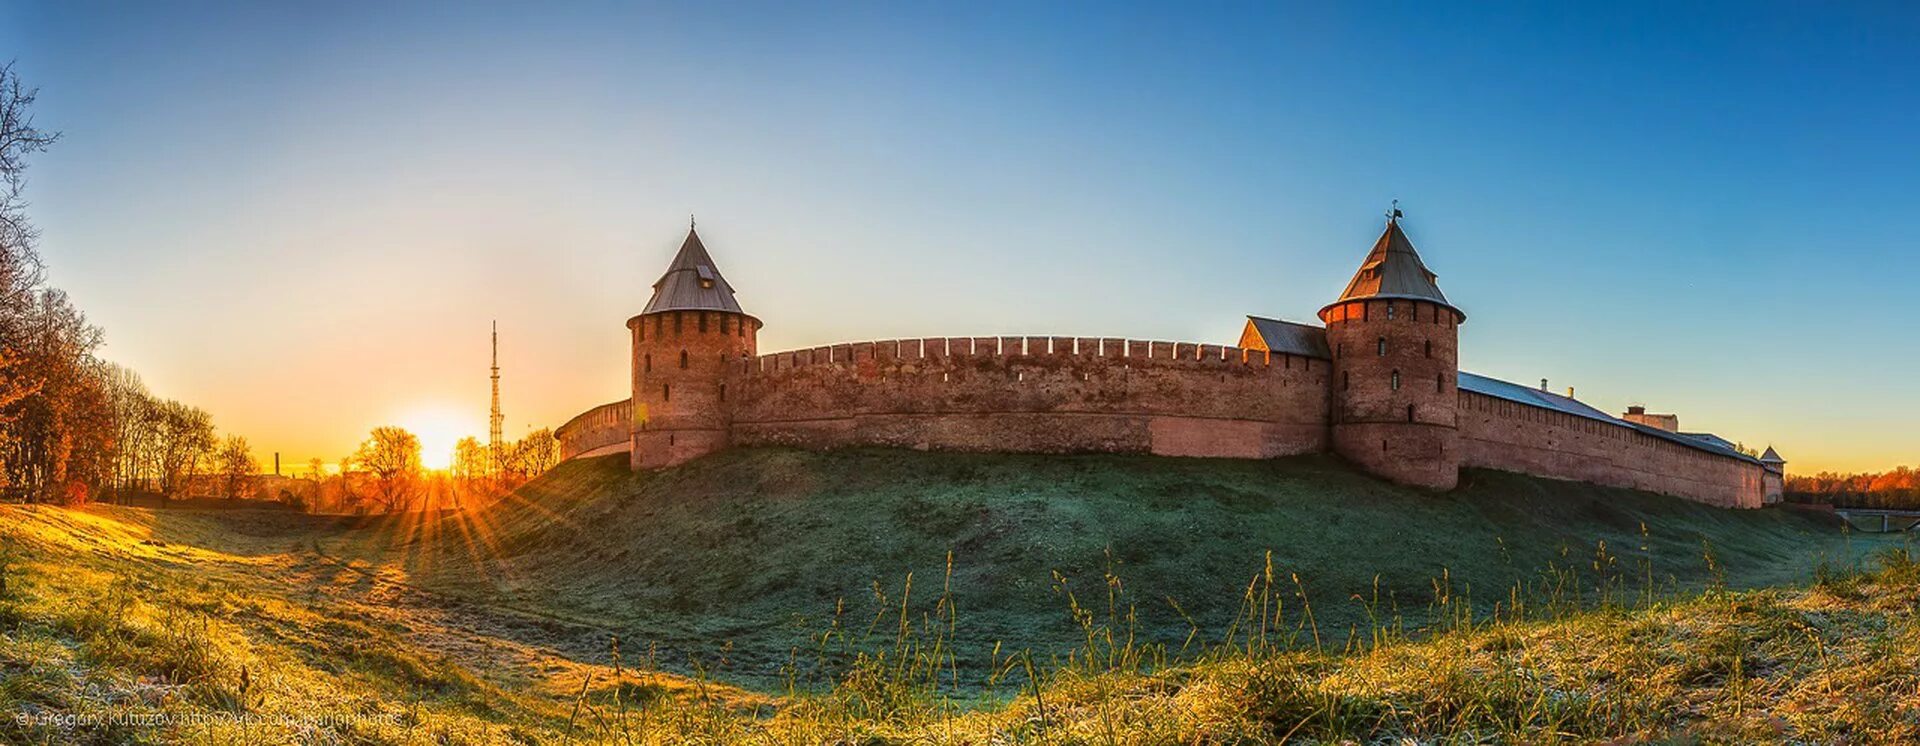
[353,448,1867,687]
[2,449,1903,743]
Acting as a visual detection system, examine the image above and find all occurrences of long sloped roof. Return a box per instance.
[1243,316,1332,359]
[1681,432,1739,452]
[1458,372,1760,465]
[640,228,745,315]
[1321,219,1462,321]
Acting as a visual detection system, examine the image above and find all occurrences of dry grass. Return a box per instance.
[0,451,1912,744]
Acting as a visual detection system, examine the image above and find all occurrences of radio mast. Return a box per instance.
[489,321,503,472]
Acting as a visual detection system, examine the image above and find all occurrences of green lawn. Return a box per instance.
[353,448,1873,688]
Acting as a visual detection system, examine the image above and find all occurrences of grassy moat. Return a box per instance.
[1,449,1906,743]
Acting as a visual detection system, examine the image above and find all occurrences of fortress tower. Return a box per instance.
[627,226,761,469]
[1760,446,1787,504]
[1319,214,1465,489]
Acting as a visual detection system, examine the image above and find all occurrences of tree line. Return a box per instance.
[1786,467,1920,511]
[288,426,559,514]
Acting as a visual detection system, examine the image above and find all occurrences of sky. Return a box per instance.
[1,1,1915,473]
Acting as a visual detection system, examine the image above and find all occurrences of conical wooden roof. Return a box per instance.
[1319,218,1463,322]
[640,227,745,315]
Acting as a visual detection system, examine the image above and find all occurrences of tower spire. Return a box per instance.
[489,321,503,471]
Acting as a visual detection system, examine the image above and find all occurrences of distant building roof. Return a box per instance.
[640,227,746,315]
[1680,432,1738,451]
[1320,218,1463,322]
[1458,371,1760,465]
[1242,316,1332,359]
[1760,446,1785,463]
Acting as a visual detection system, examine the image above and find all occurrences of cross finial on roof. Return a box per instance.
[690,213,696,230]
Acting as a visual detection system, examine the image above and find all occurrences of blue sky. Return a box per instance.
[1,1,1915,471]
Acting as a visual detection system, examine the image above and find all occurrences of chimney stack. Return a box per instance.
[1540,378,1548,392]
[1566,387,1575,398]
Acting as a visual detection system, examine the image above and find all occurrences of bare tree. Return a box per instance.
[353,426,421,513]
[497,428,560,488]
[215,435,256,499]
[451,435,488,507]
[100,362,154,501]
[0,62,55,329]
[0,62,59,249]
[153,400,214,504]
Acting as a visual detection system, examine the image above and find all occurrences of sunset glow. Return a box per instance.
[392,405,478,471]
[3,4,1916,476]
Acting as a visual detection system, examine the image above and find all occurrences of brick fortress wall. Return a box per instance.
[554,329,1768,508]
[1456,390,1766,508]
[554,399,631,460]
[728,337,1331,458]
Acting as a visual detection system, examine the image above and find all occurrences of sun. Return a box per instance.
[396,405,478,471]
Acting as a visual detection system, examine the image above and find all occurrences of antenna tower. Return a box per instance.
[490,321,504,471]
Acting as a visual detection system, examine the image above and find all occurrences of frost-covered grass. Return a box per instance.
[0,449,1904,744]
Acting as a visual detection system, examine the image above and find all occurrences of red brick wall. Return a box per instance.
[1324,298,1462,489]
[726,337,1330,459]
[628,310,760,469]
[554,309,1768,510]
[555,399,632,460]
[1458,390,1766,508]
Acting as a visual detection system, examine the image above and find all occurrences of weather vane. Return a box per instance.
[1387,199,1403,221]
[690,213,696,230]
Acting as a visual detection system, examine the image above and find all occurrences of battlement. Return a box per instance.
[742,336,1324,376]
[719,333,1331,461]
[555,398,632,460]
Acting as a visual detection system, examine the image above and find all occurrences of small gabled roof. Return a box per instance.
[1320,218,1463,322]
[640,227,746,315]
[1242,316,1332,359]
[1760,446,1785,463]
